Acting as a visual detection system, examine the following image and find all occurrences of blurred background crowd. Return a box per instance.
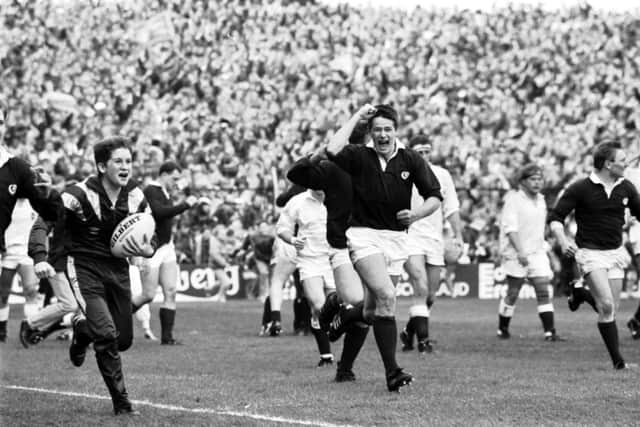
[2,0,640,293]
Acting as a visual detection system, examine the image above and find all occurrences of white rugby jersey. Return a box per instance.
[409,163,459,242]
[4,198,38,256]
[276,190,329,258]
[499,189,547,258]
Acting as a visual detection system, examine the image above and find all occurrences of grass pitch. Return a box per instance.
[2,298,640,426]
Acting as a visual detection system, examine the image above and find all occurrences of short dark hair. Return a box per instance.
[408,134,431,151]
[159,160,181,175]
[518,163,543,181]
[93,136,131,174]
[368,104,398,130]
[593,141,622,170]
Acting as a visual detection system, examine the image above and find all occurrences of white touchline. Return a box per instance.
[3,385,358,427]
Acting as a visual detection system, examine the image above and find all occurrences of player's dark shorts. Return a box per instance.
[67,254,133,352]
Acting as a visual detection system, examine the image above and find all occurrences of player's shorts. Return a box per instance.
[297,253,335,289]
[346,227,408,276]
[143,242,177,269]
[575,246,630,280]
[271,238,297,266]
[406,233,444,266]
[629,222,640,255]
[329,247,351,270]
[1,253,34,269]
[501,251,553,279]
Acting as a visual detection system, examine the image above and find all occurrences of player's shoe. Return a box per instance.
[19,320,36,348]
[69,334,87,367]
[627,318,640,340]
[544,331,566,342]
[114,407,141,416]
[335,362,356,382]
[615,361,638,370]
[144,328,159,341]
[497,328,510,339]
[259,323,269,336]
[319,292,340,332]
[567,280,592,312]
[417,339,434,353]
[161,338,182,345]
[317,354,334,367]
[399,328,414,352]
[268,320,282,337]
[386,368,413,392]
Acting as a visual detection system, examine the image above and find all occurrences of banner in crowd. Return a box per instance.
[9,263,639,304]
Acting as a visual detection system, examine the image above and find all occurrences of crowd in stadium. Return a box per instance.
[2,0,640,288]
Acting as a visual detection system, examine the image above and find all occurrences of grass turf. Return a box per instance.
[2,298,640,426]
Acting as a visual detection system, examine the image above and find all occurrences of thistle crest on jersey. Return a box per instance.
[401,171,410,180]
[8,184,16,195]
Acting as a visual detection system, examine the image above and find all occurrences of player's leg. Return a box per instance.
[23,272,78,346]
[418,263,442,352]
[497,275,525,339]
[628,254,640,339]
[131,263,159,311]
[256,259,270,301]
[332,259,368,382]
[354,253,410,391]
[302,275,332,366]
[18,261,41,319]
[266,258,296,336]
[586,269,628,368]
[0,266,18,342]
[292,269,310,335]
[213,268,230,302]
[401,255,427,352]
[530,276,561,340]
[158,258,180,345]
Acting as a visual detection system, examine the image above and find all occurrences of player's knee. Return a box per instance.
[118,336,133,352]
[535,290,551,306]
[363,309,375,324]
[598,298,615,318]
[94,337,118,354]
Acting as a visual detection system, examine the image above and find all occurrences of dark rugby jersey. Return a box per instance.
[287,154,351,249]
[0,151,60,250]
[327,142,442,231]
[60,176,148,261]
[548,173,640,250]
[144,183,190,246]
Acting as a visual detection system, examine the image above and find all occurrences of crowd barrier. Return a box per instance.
[9,263,639,304]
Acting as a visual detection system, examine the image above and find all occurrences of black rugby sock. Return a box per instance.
[373,316,399,374]
[340,325,369,371]
[597,321,624,368]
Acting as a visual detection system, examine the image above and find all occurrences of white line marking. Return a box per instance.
[3,385,357,427]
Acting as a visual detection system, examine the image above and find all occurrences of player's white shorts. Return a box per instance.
[271,238,297,266]
[329,247,351,270]
[346,227,408,276]
[406,234,444,266]
[501,251,552,279]
[297,254,335,290]
[575,246,630,280]
[629,222,640,255]
[144,242,177,269]
[1,253,34,269]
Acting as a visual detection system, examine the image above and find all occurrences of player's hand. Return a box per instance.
[185,195,198,207]
[396,209,417,227]
[34,261,56,279]
[560,240,578,258]
[517,252,529,266]
[198,196,212,205]
[122,234,156,258]
[292,237,307,252]
[357,104,377,121]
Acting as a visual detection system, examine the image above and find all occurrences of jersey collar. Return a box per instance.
[0,146,12,168]
[366,139,405,169]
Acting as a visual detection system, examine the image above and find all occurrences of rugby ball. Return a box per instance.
[110,213,156,258]
[443,238,463,265]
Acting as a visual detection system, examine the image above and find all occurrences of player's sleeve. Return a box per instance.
[440,170,460,218]
[143,186,189,219]
[501,192,519,234]
[412,154,443,202]
[626,181,640,221]
[13,158,59,222]
[276,197,298,236]
[326,144,361,176]
[28,216,50,264]
[547,181,580,224]
[276,183,306,207]
[287,156,330,191]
